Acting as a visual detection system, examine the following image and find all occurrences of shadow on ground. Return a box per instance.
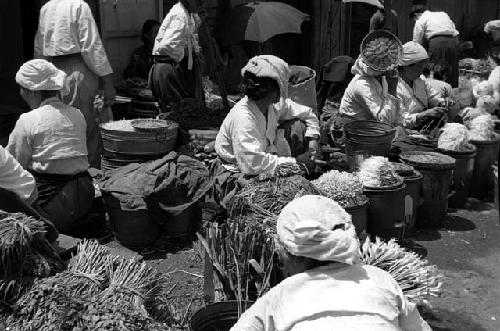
[441,215,476,232]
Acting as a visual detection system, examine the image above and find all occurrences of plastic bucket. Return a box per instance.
[439,145,477,208]
[103,193,160,247]
[344,201,368,238]
[401,171,423,235]
[100,121,178,156]
[364,183,406,240]
[288,66,317,111]
[159,203,202,238]
[190,301,254,331]
[469,138,500,200]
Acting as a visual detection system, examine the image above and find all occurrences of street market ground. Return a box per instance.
[118,199,500,331]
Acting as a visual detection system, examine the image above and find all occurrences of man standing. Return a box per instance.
[410,4,459,87]
[34,0,115,168]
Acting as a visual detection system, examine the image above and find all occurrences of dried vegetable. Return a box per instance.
[358,156,401,188]
[400,152,455,167]
[361,237,443,303]
[312,170,368,208]
[438,123,470,152]
[0,211,64,308]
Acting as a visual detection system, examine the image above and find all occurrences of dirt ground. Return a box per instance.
[123,199,500,330]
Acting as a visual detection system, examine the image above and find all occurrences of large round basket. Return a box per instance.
[360,30,402,72]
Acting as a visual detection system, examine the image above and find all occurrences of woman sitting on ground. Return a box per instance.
[7,59,94,233]
[231,195,431,331]
[123,19,160,80]
[397,41,451,129]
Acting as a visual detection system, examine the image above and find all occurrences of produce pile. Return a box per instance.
[229,164,320,222]
[469,114,497,141]
[5,240,178,330]
[437,123,470,152]
[391,162,416,177]
[312,170,368,208]
[101,120,136,132]
[476,95,497,114]
[361,237,443,303]
[161,98,228,131]
[358,156,402,188]
[461,106,489,126]
[400,151,455,168]
[0,211,64,312]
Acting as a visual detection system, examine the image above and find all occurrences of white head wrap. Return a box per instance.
[241,55,291,100]
[351,56,390,97]
[277,195,361,265]
[400,41,429,67]
[15,59,67,91]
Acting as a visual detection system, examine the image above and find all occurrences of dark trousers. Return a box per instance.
[427,36,459,88]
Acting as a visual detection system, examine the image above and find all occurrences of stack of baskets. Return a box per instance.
[100,119,179,173]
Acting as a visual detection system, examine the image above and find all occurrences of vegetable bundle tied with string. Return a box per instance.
[361,237,443,303]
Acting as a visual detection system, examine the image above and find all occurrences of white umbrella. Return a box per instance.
[342,0,383,9]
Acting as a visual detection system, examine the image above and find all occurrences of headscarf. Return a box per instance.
[241,55,291,100]
[15,59,66,91]
[277,195,361,265]
[351,56,390,97]
[484,20,500,34]
[400,41,429,67]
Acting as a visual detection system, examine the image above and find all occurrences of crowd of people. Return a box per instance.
[0,0,499,330]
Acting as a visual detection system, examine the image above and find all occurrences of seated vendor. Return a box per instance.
[123,19,160,80]
[397,41,449,128]
[7,59,94,232]
[424,62,453,97]
[338,55,404,128]
[215,55,321,176]
[231,195,431,331]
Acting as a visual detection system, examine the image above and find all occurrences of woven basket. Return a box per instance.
[361,30,402,72]
[400,151,456,170]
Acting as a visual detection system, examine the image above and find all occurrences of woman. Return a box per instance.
[231,195,431,331]
[215,55,320,175]
[7,59,94,232]
[149,0,204,112]
[397,42,449,128]
[338,55,404,127]
[124,19,160,80]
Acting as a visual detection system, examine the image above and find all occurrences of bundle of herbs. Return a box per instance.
[312,170,368,208]
[361,237,443,303]
[198,217,277,314]
[0,211,64,308]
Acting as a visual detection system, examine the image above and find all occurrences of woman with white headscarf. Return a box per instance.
[7,59,94,233]
[231,195,431,331]
[397,41,450,128]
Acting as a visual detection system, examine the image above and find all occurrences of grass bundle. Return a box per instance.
[229,174,320,221]
[438,123,470,152]
[312,170,368,208]
[198,217,277,313]
[358,156,401,188]
[361,237,443,303]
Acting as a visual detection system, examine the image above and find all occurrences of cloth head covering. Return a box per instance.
[400,41,429,67]
[15,59,67,91]
[277,195,361,265]
[351,55,390,97]
[241,55,291,100]
[484,20,500,34]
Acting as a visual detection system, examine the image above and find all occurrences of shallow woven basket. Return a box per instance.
[130,119,174,133]
[400,151,456,170]
[360,30,403,72]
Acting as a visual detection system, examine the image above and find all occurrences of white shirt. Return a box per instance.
[34,0,113,77]
[397,77,444,127]
[425,77,452,99]
[413,11,459,44]
[231,263,432,331]
[7,97,89,175]
[0,147,37,204]
[215,96,320,175]
[339,75,404,127]
[153,3,200,67]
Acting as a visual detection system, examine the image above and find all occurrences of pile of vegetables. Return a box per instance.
[6,240,176,330]
[438,123,470,152]
[469,114,497,141]
[0,211,64,311]
[312,170,368,208]
[101,120,136,132]
[358,156,402,188]
[361,237,443,303]
[162,98,228,131]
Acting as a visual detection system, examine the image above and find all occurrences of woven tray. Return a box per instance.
[360,30,402,72]
[400,151,455,170]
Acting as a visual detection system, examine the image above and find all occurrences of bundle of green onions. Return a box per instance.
[358,156,402,188]
[361,237,443,303]
[312,170,368,208]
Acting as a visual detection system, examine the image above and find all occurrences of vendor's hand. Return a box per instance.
[102,75,116,107]
[307,138,320,161]
[417,107,445,122]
